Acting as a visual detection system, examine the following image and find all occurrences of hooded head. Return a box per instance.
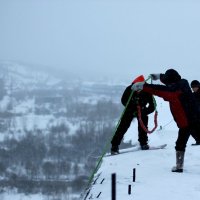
[160,69,181,85]
[191,80,200,88]
[132,75,145,84]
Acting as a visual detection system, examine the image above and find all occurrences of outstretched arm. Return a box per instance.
[143,83,181,102]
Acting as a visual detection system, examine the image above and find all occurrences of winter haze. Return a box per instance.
[1,0,200,82]
[1,1,200,200]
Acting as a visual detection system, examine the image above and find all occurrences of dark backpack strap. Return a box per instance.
[121,85,132,106]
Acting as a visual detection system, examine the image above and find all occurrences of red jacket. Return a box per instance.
[143,79,199,128]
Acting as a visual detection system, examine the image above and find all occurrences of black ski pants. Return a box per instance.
[176,124,200,151]
[191,123,200,143]
[111,109,148,147]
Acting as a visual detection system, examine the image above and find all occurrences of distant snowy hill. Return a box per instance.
[0,61,126,140]
[0,61,65,139]
[82,128,200,200]
[0,61,62,90]
[0,61,128,199]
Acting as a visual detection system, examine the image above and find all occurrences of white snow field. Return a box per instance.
[83,98,200,200]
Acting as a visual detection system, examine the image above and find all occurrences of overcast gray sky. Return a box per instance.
[1,0,200,82]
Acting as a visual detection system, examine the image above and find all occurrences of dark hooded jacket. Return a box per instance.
[143,69,199,128]
[121,84,155,116]
[191,80,200,111]
[192,89,200,112]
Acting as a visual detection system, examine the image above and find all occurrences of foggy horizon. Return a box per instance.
[1,0,200,83]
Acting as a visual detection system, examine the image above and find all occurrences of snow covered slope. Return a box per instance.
[0,61,61,90]
[83,128,200,200]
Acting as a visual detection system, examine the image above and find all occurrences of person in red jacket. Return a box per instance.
[131,69,200,173]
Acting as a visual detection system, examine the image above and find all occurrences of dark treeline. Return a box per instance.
[0,98,133,198]
[0,73,132,199]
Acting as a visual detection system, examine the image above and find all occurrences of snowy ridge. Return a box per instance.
[83,129,200,200]
[0,61,125,141]
[0,61,61,90]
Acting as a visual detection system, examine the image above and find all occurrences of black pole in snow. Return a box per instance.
[96,192,102,198]
[111,173,116,200]
[133,168,136,182]
[128,185,131,195]
[100,178,105,184]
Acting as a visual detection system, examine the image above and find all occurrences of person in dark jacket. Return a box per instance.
[191,80,200,111]
[131,69,200,173]
[111,75,155,155]
[190,80,200,145]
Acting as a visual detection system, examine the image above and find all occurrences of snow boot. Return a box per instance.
[141,144,150,150]
[171,151,185,173]
[111,145,119,155]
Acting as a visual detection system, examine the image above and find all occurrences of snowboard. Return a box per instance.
[105,144,167,157]
[148,143,167,150]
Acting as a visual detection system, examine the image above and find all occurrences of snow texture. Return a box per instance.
[84,129,200,200]
[83,98,200,200]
